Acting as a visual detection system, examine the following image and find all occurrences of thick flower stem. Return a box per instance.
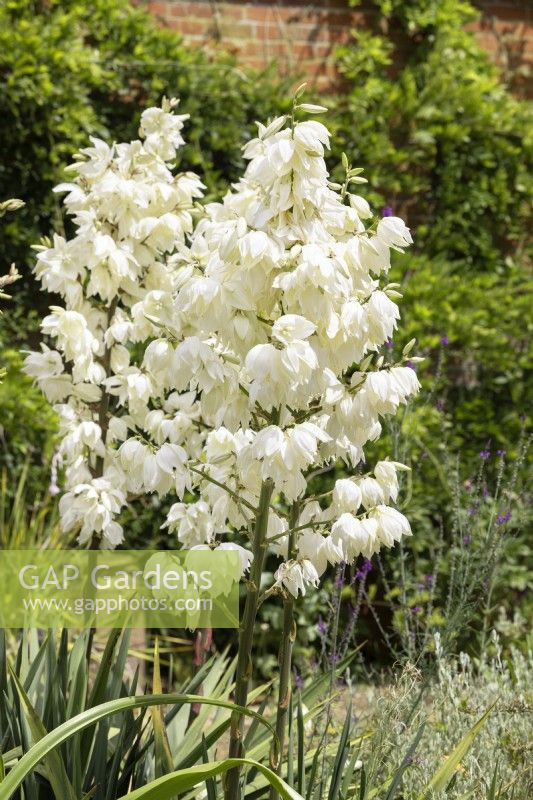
[225,478,275,800]
[269,502,300,800]
[90,298,118,551]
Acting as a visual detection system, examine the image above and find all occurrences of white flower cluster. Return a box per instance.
[25,98,420,590]
[23,100,204,547]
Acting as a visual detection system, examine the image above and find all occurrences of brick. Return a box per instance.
[476,1,531,12]
[237,40,273,57]
[218,5,246,21]
[217,20,254,38]
[148,1,169,17]
[168,3,214,18]
[244,57,272,70]
[244,7,274,23]
[168,5,186,16]
[294,43,335,60]
[482,6,532,21]
[256,22,306,41]
[253,22,283,41]
[251,6,313,24]
[170,18,211,35]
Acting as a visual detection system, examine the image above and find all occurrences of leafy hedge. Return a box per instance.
[0,0,287,283]
[335,0,532,268]
[331,0,532,475]
[0,349,58,501]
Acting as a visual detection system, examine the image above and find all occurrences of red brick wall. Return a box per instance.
[470,1,532,93]
[144,0,532,94]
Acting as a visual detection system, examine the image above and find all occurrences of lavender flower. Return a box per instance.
[356,558,373,580]
[440,334,449,346]
[381,205,394,217]
[497,511,512,525]
[334,563,346,589]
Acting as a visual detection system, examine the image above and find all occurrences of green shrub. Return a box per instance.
[0,349,58,501]
[0,0,287,318]
[391,254,532,453]
[334,0,532,268]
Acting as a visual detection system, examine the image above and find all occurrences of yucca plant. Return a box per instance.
[0,629,275,800]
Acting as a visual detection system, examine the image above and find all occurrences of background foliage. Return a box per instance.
[0,0,289,287]
[337,0,532,268]
[332,0,532,464]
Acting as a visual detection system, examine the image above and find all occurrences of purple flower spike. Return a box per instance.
[381,206,394,217]
[411,606,422,615]
[497,511,512,525]
[317,615,327,636]
[479,449,491,460]
[356,558,373,580]
[335,564,346,589]
[463,535,471,545]
[497,449,506,458]
[440,335,449,346]
[386,337,393,349]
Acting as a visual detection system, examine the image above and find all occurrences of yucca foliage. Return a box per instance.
[0,630,357,800]
[0,629,254,799]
